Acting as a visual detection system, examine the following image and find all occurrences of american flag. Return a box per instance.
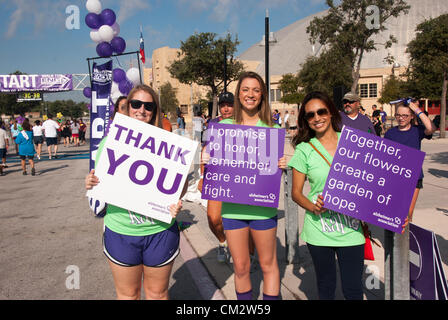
[139,30,145,64]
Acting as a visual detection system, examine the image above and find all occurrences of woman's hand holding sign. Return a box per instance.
[85,169,99,190]
[312,194,328,215]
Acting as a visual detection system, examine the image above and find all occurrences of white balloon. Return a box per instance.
[90,29,102,43]
[98,25,114,42]
[126,68,141,85]
[111,91,122,104]
[111,81,120,94]
[86,0,102,14]
[111,22,120,37]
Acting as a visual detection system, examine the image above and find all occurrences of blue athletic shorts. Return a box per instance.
[222,216,278,231]
[103,223,180,267]
[0,148,6,158]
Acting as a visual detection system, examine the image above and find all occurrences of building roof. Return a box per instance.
[238,0,448,77]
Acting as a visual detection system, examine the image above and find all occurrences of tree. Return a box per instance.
[406,14,448,137]
[377,75,407,104]
[168,32,245,118]
[278,73,304,106]
[306,0,410,92]
[159,82,179,116]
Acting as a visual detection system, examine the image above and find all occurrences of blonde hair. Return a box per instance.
[233,71,274,127]
[127,84,162,128]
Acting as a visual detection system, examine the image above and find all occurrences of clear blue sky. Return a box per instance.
[0,0,327,101]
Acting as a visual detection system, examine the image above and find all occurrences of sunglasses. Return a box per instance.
[342,99,357,104]
[304,108,329,121]
[129,99,156,112]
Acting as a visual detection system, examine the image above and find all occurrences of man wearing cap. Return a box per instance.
[340,92,375,134]
[208,92,235,124]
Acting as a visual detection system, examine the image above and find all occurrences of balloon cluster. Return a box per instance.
[85,0,125,57]
[83,0,142,104]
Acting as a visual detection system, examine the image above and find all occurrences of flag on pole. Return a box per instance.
[139,28,145,64]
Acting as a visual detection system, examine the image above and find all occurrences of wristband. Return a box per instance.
[416,111,423,117]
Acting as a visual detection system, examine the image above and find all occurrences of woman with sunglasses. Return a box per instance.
[288,91,365,300]
[206,71,286,300]
[384,100,435,225]
[85,84,184,300]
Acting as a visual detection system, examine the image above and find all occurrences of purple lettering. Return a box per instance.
[173,147,190,165]
[140,136,155,153]
[113,124,128,141]
[129,160,154,185]
[157,168,183,195]
[125,129,142,147]
[157,141,174,159]
[106,148,130,175]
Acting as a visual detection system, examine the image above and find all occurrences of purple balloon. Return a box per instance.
[83,87,92,98]
[100,9,116,26]
[96,42,113,57]
[119,79,133,95]
[111,37,126,54]
[113,68,126,83]
[85,13,102,29]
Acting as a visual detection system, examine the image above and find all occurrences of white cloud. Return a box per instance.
[3,0,69,38]
[116,0,151,24]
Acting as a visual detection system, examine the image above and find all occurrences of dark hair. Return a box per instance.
[22,118,31,131]
[34,120,41,125]
[233,71,273,127]
[292,91,341,147]
[113,96,128,118]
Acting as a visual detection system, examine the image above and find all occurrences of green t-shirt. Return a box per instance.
[218,118,280,220]
[95,137,175,236]
[287,133,365,247]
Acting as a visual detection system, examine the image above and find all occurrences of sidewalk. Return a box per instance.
[178,133,448,300]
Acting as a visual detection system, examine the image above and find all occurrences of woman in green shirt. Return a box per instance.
[85,85,184,300]
[288,91,365,300]
[213,72,286,300]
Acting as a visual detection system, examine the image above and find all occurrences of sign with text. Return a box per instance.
[86,113,199,223]
[410,223,447,300]
[202,123,285,207]
[322,125,425,233]
[0,74,72,92]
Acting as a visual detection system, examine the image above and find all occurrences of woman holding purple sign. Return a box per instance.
[85,84,185,300]
[289,91,365,300]
[384,99,435,224]
[215,71,286,300]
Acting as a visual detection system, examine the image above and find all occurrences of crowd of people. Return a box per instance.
[0,115,87,176]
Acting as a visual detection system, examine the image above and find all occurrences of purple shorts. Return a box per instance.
[103,223,180,267]
[222,216,278,231]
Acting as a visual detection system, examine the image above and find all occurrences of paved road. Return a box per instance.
[0,143,203,300]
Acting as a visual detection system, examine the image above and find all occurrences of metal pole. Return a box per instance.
[384,227,410,300]
[265,9,270,104]
[284,168,300,264]
[224,44,227,93]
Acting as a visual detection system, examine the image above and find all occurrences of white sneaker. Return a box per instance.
[217,244,229,263]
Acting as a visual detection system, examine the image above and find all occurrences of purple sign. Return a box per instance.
[202,123,285,208]
[0,74,72,92]
[322,125,425,233]
[89,60,113,171]
[410,223,448,300]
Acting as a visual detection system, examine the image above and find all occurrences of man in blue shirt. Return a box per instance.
[339,92,375,134]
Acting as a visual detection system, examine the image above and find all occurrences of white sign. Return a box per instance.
[87,113,198,223]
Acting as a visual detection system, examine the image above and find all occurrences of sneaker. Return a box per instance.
[31,168,36,176]
[217,244,229,263]
[22,171,27,175]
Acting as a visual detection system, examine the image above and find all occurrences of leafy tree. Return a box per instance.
[377,75,407,104]
[405,14,448,137]
[168,32,245,118]
[278,73,304,106]
[159,82,179,116]
[306,0,410,92]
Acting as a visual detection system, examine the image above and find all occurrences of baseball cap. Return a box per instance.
[218,92,234,105]
[342,92,360,102]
